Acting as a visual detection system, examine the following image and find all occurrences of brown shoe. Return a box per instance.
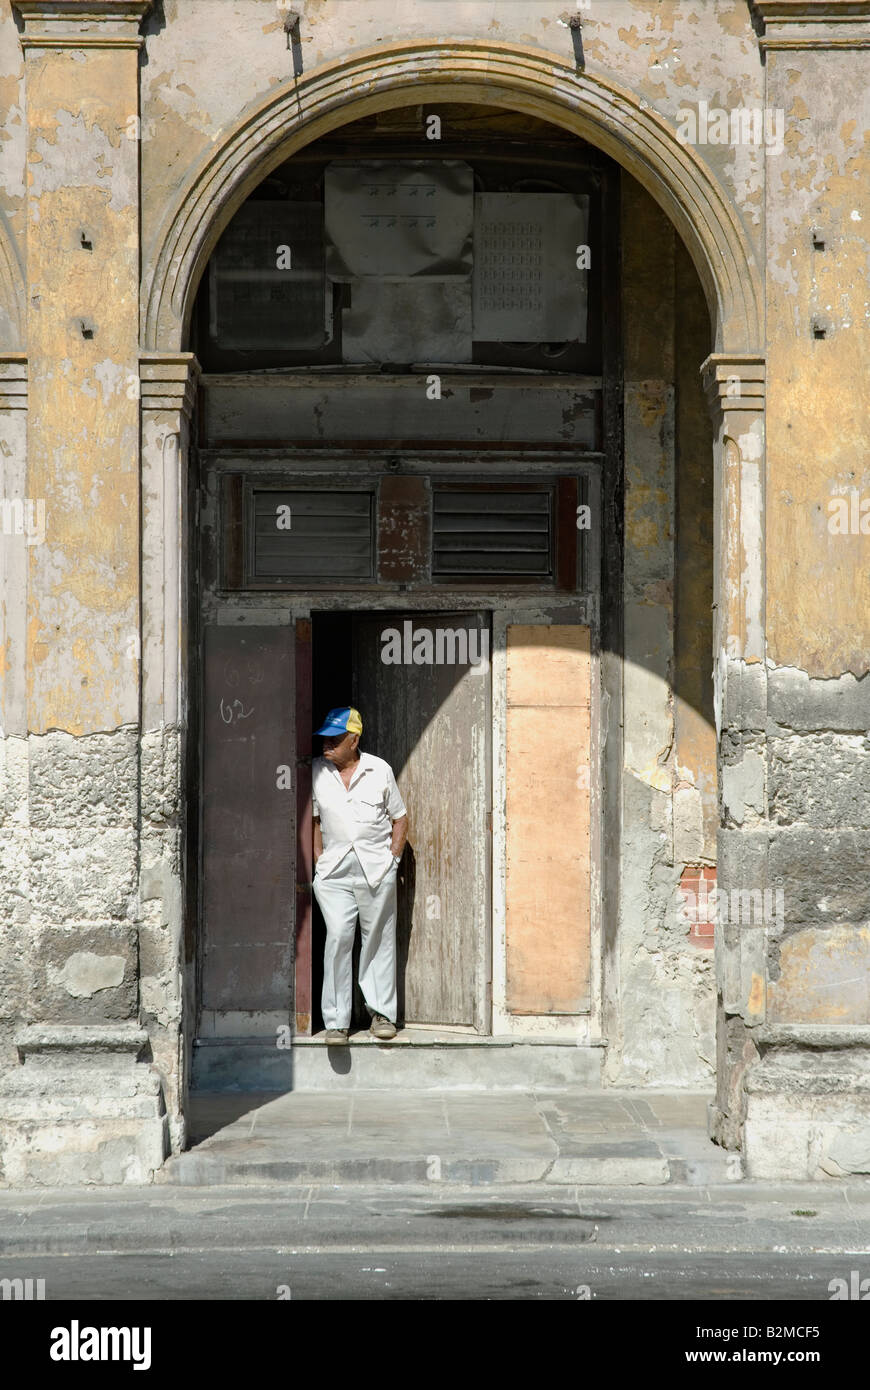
[370,1014,397,1041]
[324,1028,348,1045]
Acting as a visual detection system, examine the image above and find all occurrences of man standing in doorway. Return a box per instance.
[312,707,408,1045]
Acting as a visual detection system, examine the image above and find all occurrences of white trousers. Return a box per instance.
[313,850,398,1029]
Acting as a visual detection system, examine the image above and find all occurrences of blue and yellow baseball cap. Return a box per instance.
[314,706,363,736]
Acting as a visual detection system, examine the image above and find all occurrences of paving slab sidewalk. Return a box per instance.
[157,1089,743,1187]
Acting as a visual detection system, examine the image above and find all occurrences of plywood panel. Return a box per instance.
[505,624,591,707]
[353,613,489,1027]
[505,624,591,1014]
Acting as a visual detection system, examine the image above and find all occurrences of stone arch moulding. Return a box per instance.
[142,39,763,356]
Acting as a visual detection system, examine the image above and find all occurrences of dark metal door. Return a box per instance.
[201,626,295,1023]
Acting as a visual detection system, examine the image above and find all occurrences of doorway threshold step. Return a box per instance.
[159,1089,738,1188]
[191,1031,605,1092]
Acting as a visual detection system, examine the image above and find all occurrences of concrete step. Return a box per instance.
[161,1143,670,1187]
[159,1088,741,1188]
[191,1030,605,1092]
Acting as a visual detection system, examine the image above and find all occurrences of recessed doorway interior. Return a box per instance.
[191,99,624,1080]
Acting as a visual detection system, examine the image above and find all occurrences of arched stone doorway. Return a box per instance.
[137,41,764,1150]
[142,41,762,353]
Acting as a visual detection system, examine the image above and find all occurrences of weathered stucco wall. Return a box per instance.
[0,0,868,1184]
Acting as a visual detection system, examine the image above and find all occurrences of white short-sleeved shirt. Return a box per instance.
[312,751,407,888]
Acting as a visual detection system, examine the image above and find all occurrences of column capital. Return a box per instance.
[13,1,153,49]
[701,353,766,422]
[751,0,870,50]
[139,352,200,420]
[0,354,28,410]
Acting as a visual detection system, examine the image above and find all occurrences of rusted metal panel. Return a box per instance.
[505,624,591,1014]
[377,475,431,583]
[201,376,599,449]
[352,612,489,1028]
[295,618,313,1035]
[202,626,295,1014]
[555,476,579,591]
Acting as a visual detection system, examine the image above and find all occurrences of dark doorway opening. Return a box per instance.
[309,610,492,1035]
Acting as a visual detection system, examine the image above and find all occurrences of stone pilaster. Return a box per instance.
[702,354,768,1158]
[0,0,165,1187]
[0,355,29,1079]
[139,351,199,1155]
[0,355,28,742]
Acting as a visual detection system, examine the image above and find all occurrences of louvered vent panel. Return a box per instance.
[432,489,552,578]
[252,490,373,580]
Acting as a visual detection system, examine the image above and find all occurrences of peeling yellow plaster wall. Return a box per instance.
[25,50,140,734]
[765,51,870,677]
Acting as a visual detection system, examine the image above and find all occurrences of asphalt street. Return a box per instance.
[1,1182,868,1301]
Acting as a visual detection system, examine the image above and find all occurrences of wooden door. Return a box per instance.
[352,612,490,1029]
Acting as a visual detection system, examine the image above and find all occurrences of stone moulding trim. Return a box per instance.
[701,353,766,420]
[142,39,763,358]
[12,0,153,44]
[14,1023,149,1060]
[18,35,146,47]
[139,351,200,419]
[12,1,152,19]
[754,1023,870,1049]
[0,353,28,408]
[753,0,870,48]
